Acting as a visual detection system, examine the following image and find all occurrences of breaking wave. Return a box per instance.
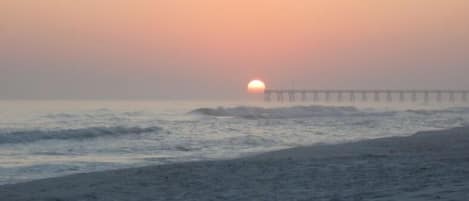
[190,105,365,119]
[0,126,161,144]
[191,106,469,119]
[406,107,469,115]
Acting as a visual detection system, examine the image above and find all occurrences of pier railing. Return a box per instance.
[264,89,469,103]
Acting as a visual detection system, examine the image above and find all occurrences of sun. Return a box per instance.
[247,79,266,93]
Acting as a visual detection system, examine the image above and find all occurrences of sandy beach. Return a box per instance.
[1,127,468,201]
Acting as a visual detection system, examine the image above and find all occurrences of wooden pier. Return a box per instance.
[264,89,469,103]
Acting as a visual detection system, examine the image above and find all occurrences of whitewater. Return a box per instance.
[1,100,469,185]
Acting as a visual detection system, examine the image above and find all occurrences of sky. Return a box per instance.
[1,0,469,100]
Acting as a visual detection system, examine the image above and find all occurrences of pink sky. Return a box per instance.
[1,0,469,99]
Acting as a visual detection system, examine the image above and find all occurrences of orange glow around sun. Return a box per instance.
[247,80,266,93]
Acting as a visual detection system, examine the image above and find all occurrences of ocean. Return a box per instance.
[1,100,468,185]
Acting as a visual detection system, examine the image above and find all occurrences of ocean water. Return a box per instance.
[1,100,469,185]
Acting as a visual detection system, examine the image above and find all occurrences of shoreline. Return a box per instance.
[1,127,469,201]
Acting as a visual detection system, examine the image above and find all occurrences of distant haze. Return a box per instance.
[1,0,469,100]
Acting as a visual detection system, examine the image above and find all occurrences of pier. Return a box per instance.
[264,89,469,103]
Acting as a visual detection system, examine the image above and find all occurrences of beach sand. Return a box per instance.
[1,127,469,201]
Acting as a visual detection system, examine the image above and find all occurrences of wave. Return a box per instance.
[0,126,161,144]
[190,105,365,119]
[406,107,469,115]
[190,105,469,119]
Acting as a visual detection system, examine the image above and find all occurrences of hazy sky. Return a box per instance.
[1,0,469,99]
